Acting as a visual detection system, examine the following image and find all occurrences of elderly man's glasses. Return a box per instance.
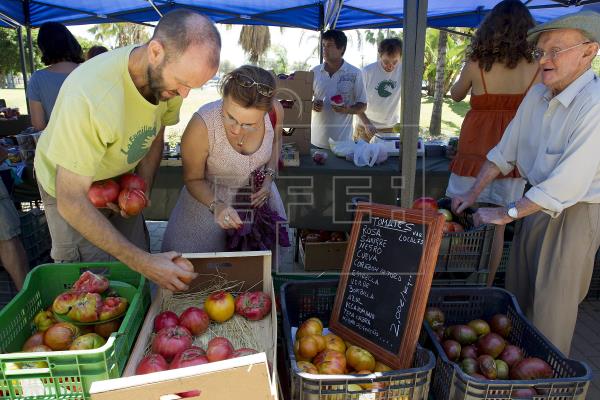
[234,74,274,97]
[532,41,591,61]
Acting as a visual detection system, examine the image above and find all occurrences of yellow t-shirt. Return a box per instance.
[34,45,182,197]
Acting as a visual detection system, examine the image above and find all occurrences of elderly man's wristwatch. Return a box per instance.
[507,202,518,219]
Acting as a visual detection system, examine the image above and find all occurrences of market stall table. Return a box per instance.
[145,151,451,231]
[0,115,31,137]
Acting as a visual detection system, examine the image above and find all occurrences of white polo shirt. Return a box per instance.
[487,69,600,217]
[310,60,367,148]
[361,60,402,128]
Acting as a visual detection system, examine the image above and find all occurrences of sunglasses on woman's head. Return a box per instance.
[234,74,274,97]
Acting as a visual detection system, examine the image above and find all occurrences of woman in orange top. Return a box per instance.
[446,0,540,206]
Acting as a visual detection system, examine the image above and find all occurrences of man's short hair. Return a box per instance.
[152,9,221,68]
[378,38,403,56]
[322,30,347,55]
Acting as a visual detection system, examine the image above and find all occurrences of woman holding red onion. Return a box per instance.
[162,65,289,254]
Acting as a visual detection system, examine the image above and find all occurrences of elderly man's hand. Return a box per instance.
[451,191,478,215]
[473,207,513,226]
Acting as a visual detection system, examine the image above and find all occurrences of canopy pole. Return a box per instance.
[17,26,30,114]
[26,26,34,74]
[318,3,324,64]
[319,30,323,64]
[399,0,428,207]
[146,0,163,18]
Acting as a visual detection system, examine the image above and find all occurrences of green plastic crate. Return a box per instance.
[0,262,151,399]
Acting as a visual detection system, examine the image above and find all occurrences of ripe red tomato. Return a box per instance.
[118,188,147,216]
[119,173,147,192]
[443,222,464,233]
[88,180,120,208]
[412,197,438,212]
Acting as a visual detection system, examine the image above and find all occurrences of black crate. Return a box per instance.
[421,287,591,400]
[281,280,435,400]
[435,225,495,275]
[432,271,488,287]
[19,209,51,262]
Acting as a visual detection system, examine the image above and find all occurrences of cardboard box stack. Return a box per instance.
[276,71,313,155]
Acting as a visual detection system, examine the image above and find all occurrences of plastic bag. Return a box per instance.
[328,138,356,158]
[353,141,389,167]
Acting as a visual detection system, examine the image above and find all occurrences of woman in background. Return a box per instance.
[27,22,83,131]
[446,0,540,284]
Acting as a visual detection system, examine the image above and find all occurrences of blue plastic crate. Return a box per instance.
[421,287,591,400]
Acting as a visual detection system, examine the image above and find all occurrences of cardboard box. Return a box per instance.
[90,251,278,400]
[281,100,312,128]
[276,71,313,101]
[299,236,349,271]
[282,128,311,155]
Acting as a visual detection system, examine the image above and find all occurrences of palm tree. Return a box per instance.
[88,23,149,48]
[364,29,402,45]
[429,31,448,137]
[239,25,271,64]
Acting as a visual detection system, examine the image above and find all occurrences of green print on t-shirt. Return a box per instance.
[376,80,396,98]
[121,125,156,164]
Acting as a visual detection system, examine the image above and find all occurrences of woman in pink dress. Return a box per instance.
[162,65,287,254]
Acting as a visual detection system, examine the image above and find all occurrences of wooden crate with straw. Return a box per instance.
[90,251,278,400]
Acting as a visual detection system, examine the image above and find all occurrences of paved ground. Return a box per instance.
[146,220,600,398]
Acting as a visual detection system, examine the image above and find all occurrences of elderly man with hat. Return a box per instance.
[452,10,600,355]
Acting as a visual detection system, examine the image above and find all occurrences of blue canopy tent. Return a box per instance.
[1,0,598,205]
[2,0,600,28]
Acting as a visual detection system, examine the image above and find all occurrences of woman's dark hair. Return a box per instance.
[378,38,403,56]
[37,22,84,65]
[86,45,108,60]
[220,65,276,112]
[467,0,535,71]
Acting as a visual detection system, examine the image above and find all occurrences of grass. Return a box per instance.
[419,95,469,138]
[1,87,470,141]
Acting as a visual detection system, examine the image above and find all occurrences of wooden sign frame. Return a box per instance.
[329,203,445,369]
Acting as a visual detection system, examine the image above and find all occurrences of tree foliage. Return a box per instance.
[364,29,402,45]
[88,23,149,48]
[239,25,271,64]
[261,45,288,74]
[219,59,235,76]
[0,27,43,87]
[423,28,470,96]
[76,35,102,55]
[0,28,22,79]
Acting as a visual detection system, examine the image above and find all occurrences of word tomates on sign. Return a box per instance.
[330,203,445,369]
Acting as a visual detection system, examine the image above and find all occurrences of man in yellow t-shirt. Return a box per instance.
[34,10,221,292]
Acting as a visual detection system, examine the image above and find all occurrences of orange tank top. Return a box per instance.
[449,67,539,178]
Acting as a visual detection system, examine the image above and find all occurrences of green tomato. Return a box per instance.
[439,208,453,222]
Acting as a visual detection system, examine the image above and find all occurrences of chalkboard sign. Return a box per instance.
[329,203,445,369]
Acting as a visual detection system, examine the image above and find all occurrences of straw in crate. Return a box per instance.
[280,280,435,400]
[145,275,264,356]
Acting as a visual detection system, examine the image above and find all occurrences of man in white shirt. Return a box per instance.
[355,38,403,141]
[453,10,600,356]
[311,30,368,149]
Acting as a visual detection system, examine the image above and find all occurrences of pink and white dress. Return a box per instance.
[161,100,287,253]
